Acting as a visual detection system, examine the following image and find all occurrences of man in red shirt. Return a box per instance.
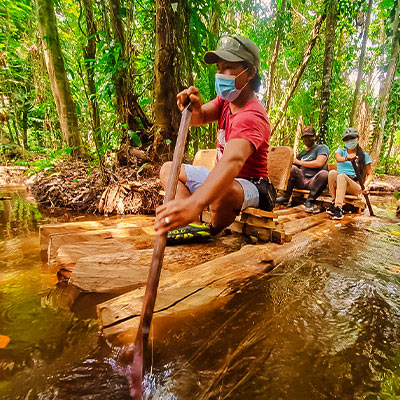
[155,36,272,243]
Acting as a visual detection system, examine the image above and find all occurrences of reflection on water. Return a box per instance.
[0,189,400,399]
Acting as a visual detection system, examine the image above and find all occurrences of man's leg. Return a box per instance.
[306,170,329,201]
[209,179,245,234]
[276,166,305,204]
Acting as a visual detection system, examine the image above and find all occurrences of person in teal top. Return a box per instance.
[327,127,373,220]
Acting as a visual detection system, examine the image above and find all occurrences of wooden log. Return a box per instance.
[283,212,327,236]
[240,213,283,230]
[39,215,154,261]
[242,207,277,219]
[98,244,275,341]
[47,225,156,266]
[274,205,305,216]
[97,215,360,343]
[70,235,246,294]
[55,238,152,269]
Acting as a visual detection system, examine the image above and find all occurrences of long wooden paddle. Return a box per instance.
[129,100,192,399]
[350,159,374,216]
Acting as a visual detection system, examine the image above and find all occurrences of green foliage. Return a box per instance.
[16,147,77,175]
[0,0,398,174]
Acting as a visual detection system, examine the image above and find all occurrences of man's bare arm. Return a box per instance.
[294,154,327,168]
[155,138,254,234]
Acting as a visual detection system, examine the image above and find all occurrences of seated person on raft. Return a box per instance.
[276,126,329,213]
[327,127,373,220]
[155,35,274,244]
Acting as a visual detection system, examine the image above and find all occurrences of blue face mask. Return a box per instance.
[215,69,248,102]
[344,139,358,150]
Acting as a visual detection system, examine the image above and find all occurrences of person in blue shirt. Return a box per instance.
[327,127,373,220]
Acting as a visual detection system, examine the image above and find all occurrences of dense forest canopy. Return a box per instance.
[0,0,399,174]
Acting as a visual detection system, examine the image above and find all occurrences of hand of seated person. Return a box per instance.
[293,158,301,165]
[362,187,370,195]
[346,153,357,161]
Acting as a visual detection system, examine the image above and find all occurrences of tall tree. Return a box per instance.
[108,0,151,142]
[81,0,102,149]
[265,0,288,113]
[272,13,326,135]
[36,0,84,157]
[318,0,338,143]
[153,0,192,156]
[349,0,373,127]
[370,2,400,168]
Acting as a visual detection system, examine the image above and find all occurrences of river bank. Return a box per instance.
[1,162,400,217]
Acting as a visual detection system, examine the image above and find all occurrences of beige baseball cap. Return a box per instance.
[204,35,260,71]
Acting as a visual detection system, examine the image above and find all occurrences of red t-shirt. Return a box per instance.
[212,96,271,179]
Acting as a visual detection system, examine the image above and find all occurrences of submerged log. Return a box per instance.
[70,235,246,294]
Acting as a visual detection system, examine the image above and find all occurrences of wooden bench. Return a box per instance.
[193,146,294,244]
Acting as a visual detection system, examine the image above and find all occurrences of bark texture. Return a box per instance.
[108,0,151,142]
[81,0,102,149]
[36,0,84,157]
[153,0,192,156]
[318,0,338,143]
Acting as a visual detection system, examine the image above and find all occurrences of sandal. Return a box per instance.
[167,223,212,245]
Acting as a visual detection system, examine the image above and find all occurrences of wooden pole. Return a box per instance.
[350,159,374,216]
[129,101,192,399]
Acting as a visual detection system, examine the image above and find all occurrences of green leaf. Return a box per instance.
[137,163,148,174]
[394,192,400,201]
[128,130,142,147]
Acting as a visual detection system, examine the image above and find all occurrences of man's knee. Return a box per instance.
[317,169,329,182]
[160,162,187,186]
[159,162,172,185]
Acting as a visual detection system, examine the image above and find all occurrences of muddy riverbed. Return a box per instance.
[0,188,399,399]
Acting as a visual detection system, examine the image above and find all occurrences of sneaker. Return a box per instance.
[276,194,291,206]
[304,199,320,213]
[331,206,343,220]
[167,223,212,245]
[326,202,335,216]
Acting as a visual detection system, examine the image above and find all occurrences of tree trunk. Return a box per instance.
[81,0,102,150]
[272,13,326,135]
[293,114,303,155]
[384,111,397,174]
[36,0,84,157]
[153,0,191,156]
[349,0,373,127]
[265,0,288,113]
[22,99,28,148]
[318,0,338,144]
[108,0,151,145]
[370,2,400,168]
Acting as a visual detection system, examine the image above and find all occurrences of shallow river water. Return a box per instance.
[0,188,399,400]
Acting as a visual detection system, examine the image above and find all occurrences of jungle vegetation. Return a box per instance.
[0,0,399,174]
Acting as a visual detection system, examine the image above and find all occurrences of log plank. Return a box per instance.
[40,215,154,261]
[70,235,246,294]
